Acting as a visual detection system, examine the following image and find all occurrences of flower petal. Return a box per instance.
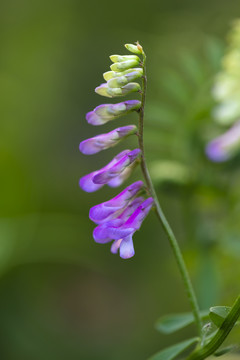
[110,239,122,254]
[93,149,141,185]
[79,172,104,193]
[89,181,143,223]
[119,235,135,259]
[79,150,130,192]
[79,125,137,155]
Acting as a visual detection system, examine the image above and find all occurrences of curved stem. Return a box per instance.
[186,295,240,360]
[138,50,202,338]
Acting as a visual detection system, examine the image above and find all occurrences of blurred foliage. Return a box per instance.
[1,0,240,359]
[213,19,240,125]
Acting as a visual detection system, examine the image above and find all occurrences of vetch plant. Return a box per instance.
[207,20,240,162]
[80,42,240,359]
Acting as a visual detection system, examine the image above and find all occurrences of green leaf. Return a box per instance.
[209,306,231,327]
[148,338,199,360]
[214,345,237,357]
[155,310,209,334]
[180,52,204,86]
[149,161,191,186]
[161,69,190,106]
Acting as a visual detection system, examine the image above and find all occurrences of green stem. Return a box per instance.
[138,50,202,338]
[186,295,240,360]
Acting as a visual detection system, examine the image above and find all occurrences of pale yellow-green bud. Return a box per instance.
[106,87,123,96]
[103,68,143,81]
[110,55,140,63]
[110,59,140,72]
[120,82,141,95]
[95,83,113,98]
[95,82,141,98]
[107,69,143,88]
[103,71,115,81]
[108,76,128,88]
[125,43,143,54]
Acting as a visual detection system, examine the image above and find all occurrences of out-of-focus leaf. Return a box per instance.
[209,306,231,327]
[149,160,191,185]
[214,345,238,357]
[205,38,224,70]
[146,102,180,126]
[155,310,209,334]
[148,337,199,360]
[161,69,191,106]
[180,52,204,86]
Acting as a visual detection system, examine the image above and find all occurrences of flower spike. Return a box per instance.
[79,41,153,259]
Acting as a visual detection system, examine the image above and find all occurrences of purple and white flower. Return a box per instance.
[86,100,141,125]
[93,197,154,259]
[79,149,141,192]
[89,181,144,224]
[92,149,141,185]
[79,42,153,258]
[79,125,137,155]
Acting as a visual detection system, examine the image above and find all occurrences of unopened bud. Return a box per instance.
[95,83,113,98]
[125,43,143,55]
[110,59,140,72]
[79,125,137,155]
[107,70,143,88]
[95,82,141,98]
[103,68,143,81]
[86,100,141,125]
[110,55,140,63]
[103,71,116,81]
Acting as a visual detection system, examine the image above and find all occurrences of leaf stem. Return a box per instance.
[138,49,202,338]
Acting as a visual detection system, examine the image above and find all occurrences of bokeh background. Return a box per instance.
[1,0,240,359]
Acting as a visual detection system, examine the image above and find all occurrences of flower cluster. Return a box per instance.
[79,43,153,259]
[207,20,240,162]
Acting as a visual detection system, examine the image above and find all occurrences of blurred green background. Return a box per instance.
[1,0,240,359]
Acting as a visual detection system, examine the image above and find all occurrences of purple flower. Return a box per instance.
[79,150,129,192]
[206,120,240,162]
[86,100,141,125]
[92,149,141,184]
[79,125,137,155]
[89,181,144,224]
[79,149,141,192]
[93,197,154,259]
